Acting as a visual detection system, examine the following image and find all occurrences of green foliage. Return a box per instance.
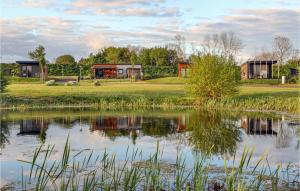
[8,76,41,83]
[0,69,9,92]
[187,54,240,103]
[18,138,298,190]
[0,63,19,76]
[28,45,46,82]
[143,65,177,79]
[272,60,300,79]
[48,63,80,76]
[55,54,76,65]
[241,79,280,85]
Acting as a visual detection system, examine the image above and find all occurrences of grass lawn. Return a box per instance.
[1,77,299,113]
[144,77,187,84]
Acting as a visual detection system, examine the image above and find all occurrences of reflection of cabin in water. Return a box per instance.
[241,117,280,135]
[176,115,188,132]
[91,116,142,131]
[17,118,48,135]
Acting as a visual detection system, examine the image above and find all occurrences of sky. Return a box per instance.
[1,0,299,63]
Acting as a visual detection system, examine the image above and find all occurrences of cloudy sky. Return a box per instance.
[1,0,299,63]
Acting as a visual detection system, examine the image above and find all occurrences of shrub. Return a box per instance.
[288,76,299,84]
[65,81,78,86]
[93,80,101,86]
[0,70,9,92]
[45,80,56,86]
[187,54,240,103]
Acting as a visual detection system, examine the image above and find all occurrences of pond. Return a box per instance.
[0,109,299,189]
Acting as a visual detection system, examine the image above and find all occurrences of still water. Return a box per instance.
[1,109,299,187]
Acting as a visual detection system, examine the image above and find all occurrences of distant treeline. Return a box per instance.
[1,46,182,78]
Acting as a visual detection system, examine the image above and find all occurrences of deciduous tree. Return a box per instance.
[28,45,46,82]
[273,36,293,79]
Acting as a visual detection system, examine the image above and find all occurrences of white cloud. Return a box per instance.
[1,8,299,62]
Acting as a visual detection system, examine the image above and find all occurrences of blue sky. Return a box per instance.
[1,0,299,62]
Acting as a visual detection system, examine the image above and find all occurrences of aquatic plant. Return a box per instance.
[17,138,300,191]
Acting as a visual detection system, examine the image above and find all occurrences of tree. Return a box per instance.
[55,54,76,65]
[28,45,46,82]
[130,51,138,81]
[104,47,121,64]
[0,69,9,93]
[254,47,276,60]
[187,54,240,103]
[201,32,242,59]
[174,34,186,61]
[273,36,293,79]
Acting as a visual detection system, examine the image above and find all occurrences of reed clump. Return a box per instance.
[16,138,300,191]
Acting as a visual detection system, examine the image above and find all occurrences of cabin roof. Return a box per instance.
[16,61,39,65]
[241,60,277,66]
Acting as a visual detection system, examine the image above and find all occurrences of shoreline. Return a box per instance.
[1,95,299,114]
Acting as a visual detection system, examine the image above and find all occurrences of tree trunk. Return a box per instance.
[40,66,44,83]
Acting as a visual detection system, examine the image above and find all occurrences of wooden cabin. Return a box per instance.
[16,61,47,78]
[92,64,142,79]
[178,62,191,78]
[241,60,277,80]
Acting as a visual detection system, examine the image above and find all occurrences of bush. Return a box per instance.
[0,70,9,92]
[45,80,56,86]
[187,54,240,103]
[288,76,299,84]
[93,80,101,86]
[142,65,177,79]
[48,63,80,76]
[65,81,78,86]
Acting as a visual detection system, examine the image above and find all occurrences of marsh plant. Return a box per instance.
[18,138,299,191]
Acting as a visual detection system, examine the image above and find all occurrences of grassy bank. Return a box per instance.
[1,80,299,113]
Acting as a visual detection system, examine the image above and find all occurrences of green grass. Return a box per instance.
[8,76,41,84]
[145,77,187,84]
[0,80,299,113]
[241,79,281,85]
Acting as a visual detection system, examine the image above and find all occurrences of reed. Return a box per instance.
[18,139,299,191]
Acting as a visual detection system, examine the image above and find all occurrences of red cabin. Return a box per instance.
[178,62,191,78]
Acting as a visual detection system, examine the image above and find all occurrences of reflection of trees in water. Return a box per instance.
[52,116,81,128]
[187,111,242,156]
[0,113,10,148]
[141,117,178,136]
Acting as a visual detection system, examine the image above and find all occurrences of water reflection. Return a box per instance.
[17,117,48,142]
[1,109,299,187]
[0,114,10,148]
[0,110,298,156]
[188,111,242,155]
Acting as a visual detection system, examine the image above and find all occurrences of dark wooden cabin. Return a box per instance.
[241,60,277,80]
[16,61,41,78]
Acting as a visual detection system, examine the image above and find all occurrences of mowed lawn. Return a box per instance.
[5,82,185,97]
[5,80,299,99]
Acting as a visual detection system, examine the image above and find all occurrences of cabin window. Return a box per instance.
[21,65,32,77]
[118,69,123,74]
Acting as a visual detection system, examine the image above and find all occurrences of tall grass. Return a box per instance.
[17,139,300,191]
